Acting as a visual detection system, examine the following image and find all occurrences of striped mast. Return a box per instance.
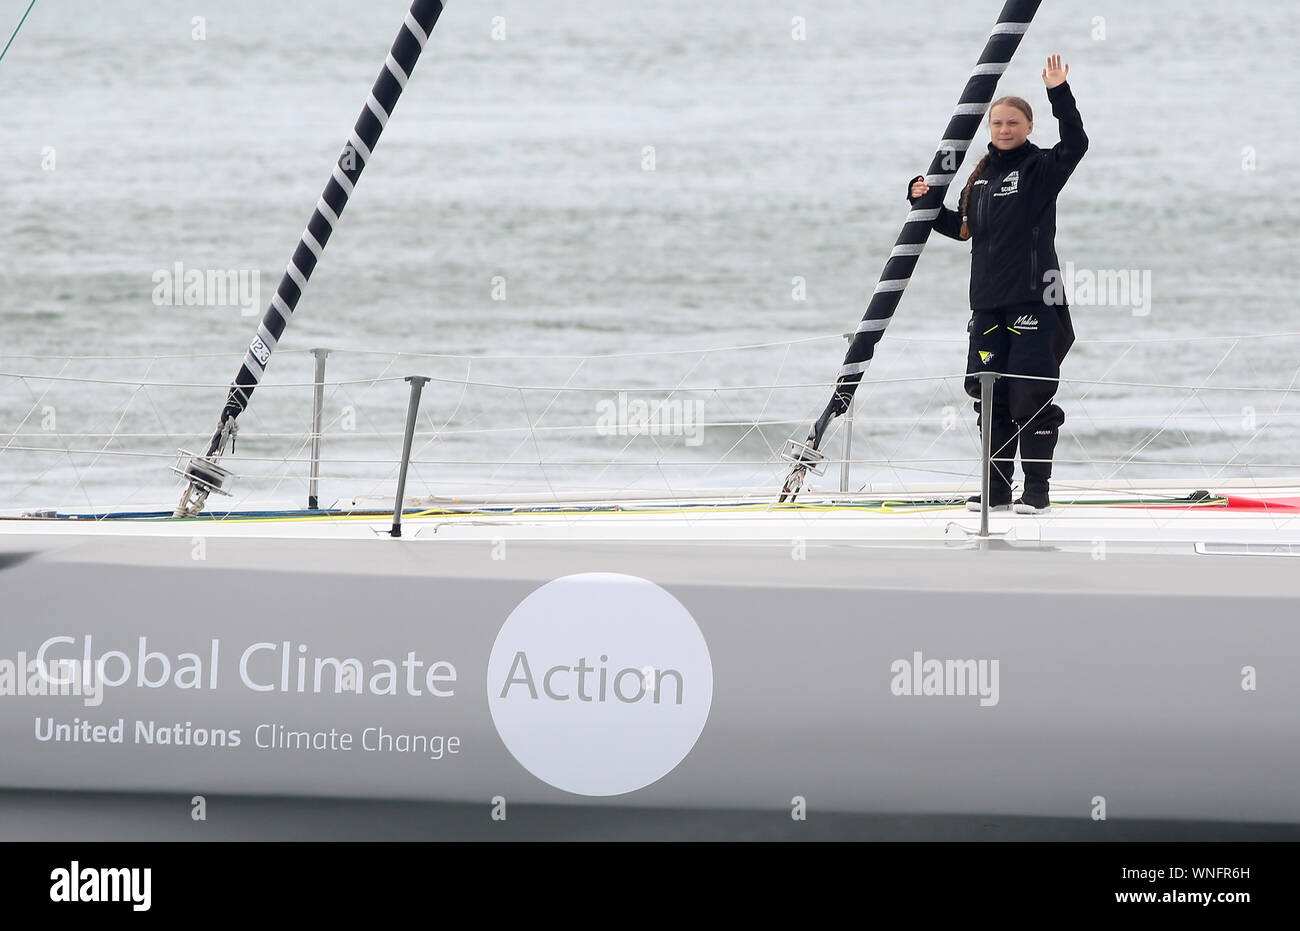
[779,0,1043,501]
[174,0,449,518]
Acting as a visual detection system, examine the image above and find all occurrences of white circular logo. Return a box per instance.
[487,573,713,797]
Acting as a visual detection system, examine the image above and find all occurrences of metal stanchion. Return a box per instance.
[391,376,430,538]
[978,370,999,537]
[840,397,854,494]
[308,348,330,510]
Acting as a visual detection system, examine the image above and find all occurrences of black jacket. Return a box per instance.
[909,81,1088,311]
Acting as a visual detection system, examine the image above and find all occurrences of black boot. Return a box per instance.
[1014,406,1063,514]
[966,412,1018,512]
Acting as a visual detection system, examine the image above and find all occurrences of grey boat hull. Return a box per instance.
[2,510,1298,829]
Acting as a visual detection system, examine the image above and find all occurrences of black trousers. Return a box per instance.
[963,302,1074,493]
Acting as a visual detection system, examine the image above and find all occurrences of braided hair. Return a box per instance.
[959,96,1033,240]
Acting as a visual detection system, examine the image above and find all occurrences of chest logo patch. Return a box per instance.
[993,169,1020,198]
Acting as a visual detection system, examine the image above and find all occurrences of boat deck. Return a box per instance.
[5,478,1300,549]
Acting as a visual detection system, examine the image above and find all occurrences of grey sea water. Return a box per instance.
[1,0,1297,510]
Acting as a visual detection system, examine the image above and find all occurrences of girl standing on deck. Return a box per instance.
[909,54,1087,514]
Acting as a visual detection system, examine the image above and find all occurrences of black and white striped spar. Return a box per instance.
[175,0,448,517]
[779,0,1043,502]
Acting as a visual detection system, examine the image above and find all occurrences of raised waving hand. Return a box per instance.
[1042,53,1069,88]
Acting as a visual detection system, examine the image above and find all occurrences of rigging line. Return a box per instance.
[1184,389,1249,476]
[1110,355,1238,485]
[326,332,852,361]
[644,350,731,514]
[10,327,1300,364]
[529,358,593,500]
[1076,340,1137,404]
[1213,347,1297,454]
[80,356,161,478]
[0,359,70,454]
[401,357,503,505]
[0,360,80,506]
[1078,331,1300,344]
[883,378,954,495]
[0,366,94,509]
[699,387,784,481]
[1106,341,1241,482]
[13,446,1294,471]
[259,441,322,516]
[1209,358,1300,482]
[481,357,588,497]
[698,342,794,486]
[1052,341,1140,500]
[293,353,406,510]
[628,414,686,524]
[409,356,473,466]
[871,326,932,496]
[306,381,395,509]
[0,371,409,390]
[253,395,343,519]
[0,349,315,361]
[860,378,964,494]
[639,358,725,525]
[66,353,171,509]
[350,350,404,459]
[897,382,982,495]
[6,329,1300,365]
[0,0,35,66]
[1060,393,1115,484]
[139,384,177,443]
[18,365,1300,395]
[586,350,713,499]
[514,388,562,504]
[9,407,1274,442]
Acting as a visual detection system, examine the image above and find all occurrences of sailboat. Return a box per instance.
[3,0,1299,838]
